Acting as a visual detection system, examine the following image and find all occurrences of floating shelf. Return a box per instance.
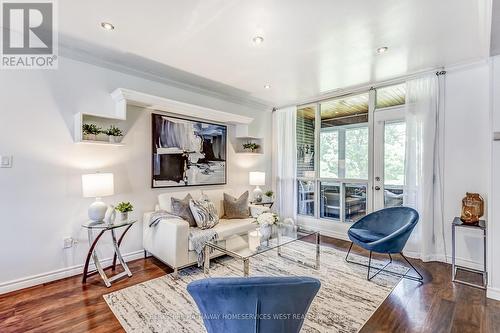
[235,136,264,154]
[74,112,127,145]
[77,140,124,147]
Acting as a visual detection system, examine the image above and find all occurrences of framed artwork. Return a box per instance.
[152,113,227,188]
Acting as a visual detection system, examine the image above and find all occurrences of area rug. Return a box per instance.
[104,241,408,333]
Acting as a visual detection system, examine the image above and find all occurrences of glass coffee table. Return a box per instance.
[204,225,320,277]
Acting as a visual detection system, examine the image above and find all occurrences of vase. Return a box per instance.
[119,212,128,221]
[83,134,96,141]
[109,136,122,144]
[460,192,484,224]
[259,224,272,245]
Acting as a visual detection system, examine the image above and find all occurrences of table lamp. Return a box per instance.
[249,171,265,202]
[82,172,114,222]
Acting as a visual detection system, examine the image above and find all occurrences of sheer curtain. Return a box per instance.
[403,73,446,262]
[272,106,297,220]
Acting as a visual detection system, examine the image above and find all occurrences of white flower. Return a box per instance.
[256,212,278,226]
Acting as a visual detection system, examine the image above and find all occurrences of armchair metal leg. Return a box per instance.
[345,243,423,283]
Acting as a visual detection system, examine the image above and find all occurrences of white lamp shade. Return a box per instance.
[82,173,114,198]
[249,171,266,186]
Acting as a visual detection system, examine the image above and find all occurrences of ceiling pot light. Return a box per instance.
[101,22,115,31]
[376,46,388,54]
[252,36,264,44]
[264,84,271,89]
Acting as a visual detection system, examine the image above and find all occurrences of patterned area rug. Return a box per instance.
[104,241,407,333]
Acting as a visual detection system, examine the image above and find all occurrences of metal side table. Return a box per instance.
[452,217,487,289]
[82,220,137,287]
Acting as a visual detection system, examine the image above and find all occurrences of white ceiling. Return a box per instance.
[57,0,491,107]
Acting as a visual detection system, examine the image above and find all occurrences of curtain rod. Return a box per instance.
[275,65,449,110]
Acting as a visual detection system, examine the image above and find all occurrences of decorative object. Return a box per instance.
[82,220,136,287]
[105,125,123,143]
[452,217,487,289]
[256,212,278,244]
[187,276,321,333]
[104,205,116,225]
[104,241,407,333]
[171,194,197,227]
[152,113,227,188]
[258,225,272,243]
[82,173,114,222]
[249,171,265,202]
[82,123,102,141]
[346,207,423,282]
[460,192,484,225]
[248,229,261,251]
[222,191,250,219]
[242,141,260,153]
[264,190,274,199]
[115,202,133,221]
[189,199,219,229]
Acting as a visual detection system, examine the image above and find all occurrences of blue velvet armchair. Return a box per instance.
[187,276,321,333]
[346,206,423,281]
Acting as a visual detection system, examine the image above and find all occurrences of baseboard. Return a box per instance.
[487,286,500,301]
[0,250,144,295]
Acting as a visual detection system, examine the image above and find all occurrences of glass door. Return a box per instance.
[373,107,406,210]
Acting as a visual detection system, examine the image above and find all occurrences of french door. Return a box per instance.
[373,107,406,211]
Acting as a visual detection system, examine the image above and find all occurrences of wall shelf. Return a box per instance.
[235,136,264,154]
[74,112,127,145]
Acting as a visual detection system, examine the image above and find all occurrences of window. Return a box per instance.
[376,83,406,109]
[297,106,316,216]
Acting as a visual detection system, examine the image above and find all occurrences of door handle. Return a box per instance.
[374,186,381,191]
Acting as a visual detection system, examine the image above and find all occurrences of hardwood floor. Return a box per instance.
[1,237,499,333]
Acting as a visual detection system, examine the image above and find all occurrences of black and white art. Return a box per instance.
[152,113,227,188]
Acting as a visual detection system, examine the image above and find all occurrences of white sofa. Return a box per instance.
[143,188,269,273]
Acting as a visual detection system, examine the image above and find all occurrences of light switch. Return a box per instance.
[0,155,12,168]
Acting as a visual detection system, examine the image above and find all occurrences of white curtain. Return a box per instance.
[272,106,297,220]
[403,73,446,262]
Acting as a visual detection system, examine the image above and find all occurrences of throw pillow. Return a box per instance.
[171,194,197,227]
[189,199,219,229]
[223,191,250,219]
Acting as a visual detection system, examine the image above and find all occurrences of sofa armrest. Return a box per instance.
[249,204,271,218]
[143,212,190,268]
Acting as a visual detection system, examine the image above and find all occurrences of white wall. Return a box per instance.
[488,56,500,301]
[297,62,491,271]
[0,57,272,293]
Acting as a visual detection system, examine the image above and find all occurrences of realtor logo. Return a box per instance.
[1,0,57,69]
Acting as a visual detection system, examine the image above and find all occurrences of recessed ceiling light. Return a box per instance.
[252,36,264,44]
[376,46,388,54]
[101,22,115,31]
[264,84,271,89]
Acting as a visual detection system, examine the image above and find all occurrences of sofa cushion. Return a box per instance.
[188,218,256,251]
[171,194,197,227]
[223,191,250,219]
[189,199,219,229]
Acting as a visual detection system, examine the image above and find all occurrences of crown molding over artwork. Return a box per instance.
[111,88,254,126]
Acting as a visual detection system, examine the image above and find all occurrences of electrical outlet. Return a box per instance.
[0,155,12,168]
[63,237,75,249]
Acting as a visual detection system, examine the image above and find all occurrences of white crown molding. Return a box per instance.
[0,250,143,295]
[111,88,254,125]
[59,45,272,111]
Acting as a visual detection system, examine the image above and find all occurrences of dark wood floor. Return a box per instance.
[1,237,499,333]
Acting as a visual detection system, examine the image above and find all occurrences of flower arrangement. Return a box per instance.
[256,212,279,226]
[242,142,260,152]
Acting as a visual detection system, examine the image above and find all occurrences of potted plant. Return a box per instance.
[82,124,102,141]
[264,190,274,200]
[242,142,260,153]
[105,125,123,143]
[115,202,133,221]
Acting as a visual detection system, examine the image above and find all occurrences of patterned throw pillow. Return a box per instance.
[223,191,250,219]
[189,199,219,229]
[171,194,197,227]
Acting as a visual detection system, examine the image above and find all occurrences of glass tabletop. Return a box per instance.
[82,220,137,230]
[206,224,317,260]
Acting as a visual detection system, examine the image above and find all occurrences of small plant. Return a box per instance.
[115,202,133,213]
[82,123,101,135]
[243,142,260,152]
[104,125,123,137]
[265,190,274,198]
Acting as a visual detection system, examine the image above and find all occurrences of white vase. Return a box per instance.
[119,212,128,221]
[259,224,272,245]
[109,136,122,144]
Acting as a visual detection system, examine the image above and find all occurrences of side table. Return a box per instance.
[250,200,274,209]
[451,217,487,289]
[82,220,137,287]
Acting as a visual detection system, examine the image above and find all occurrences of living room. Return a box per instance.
[1,1,500,332]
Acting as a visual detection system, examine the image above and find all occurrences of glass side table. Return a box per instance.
[451,217,487,289]
[82,220,137,287]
